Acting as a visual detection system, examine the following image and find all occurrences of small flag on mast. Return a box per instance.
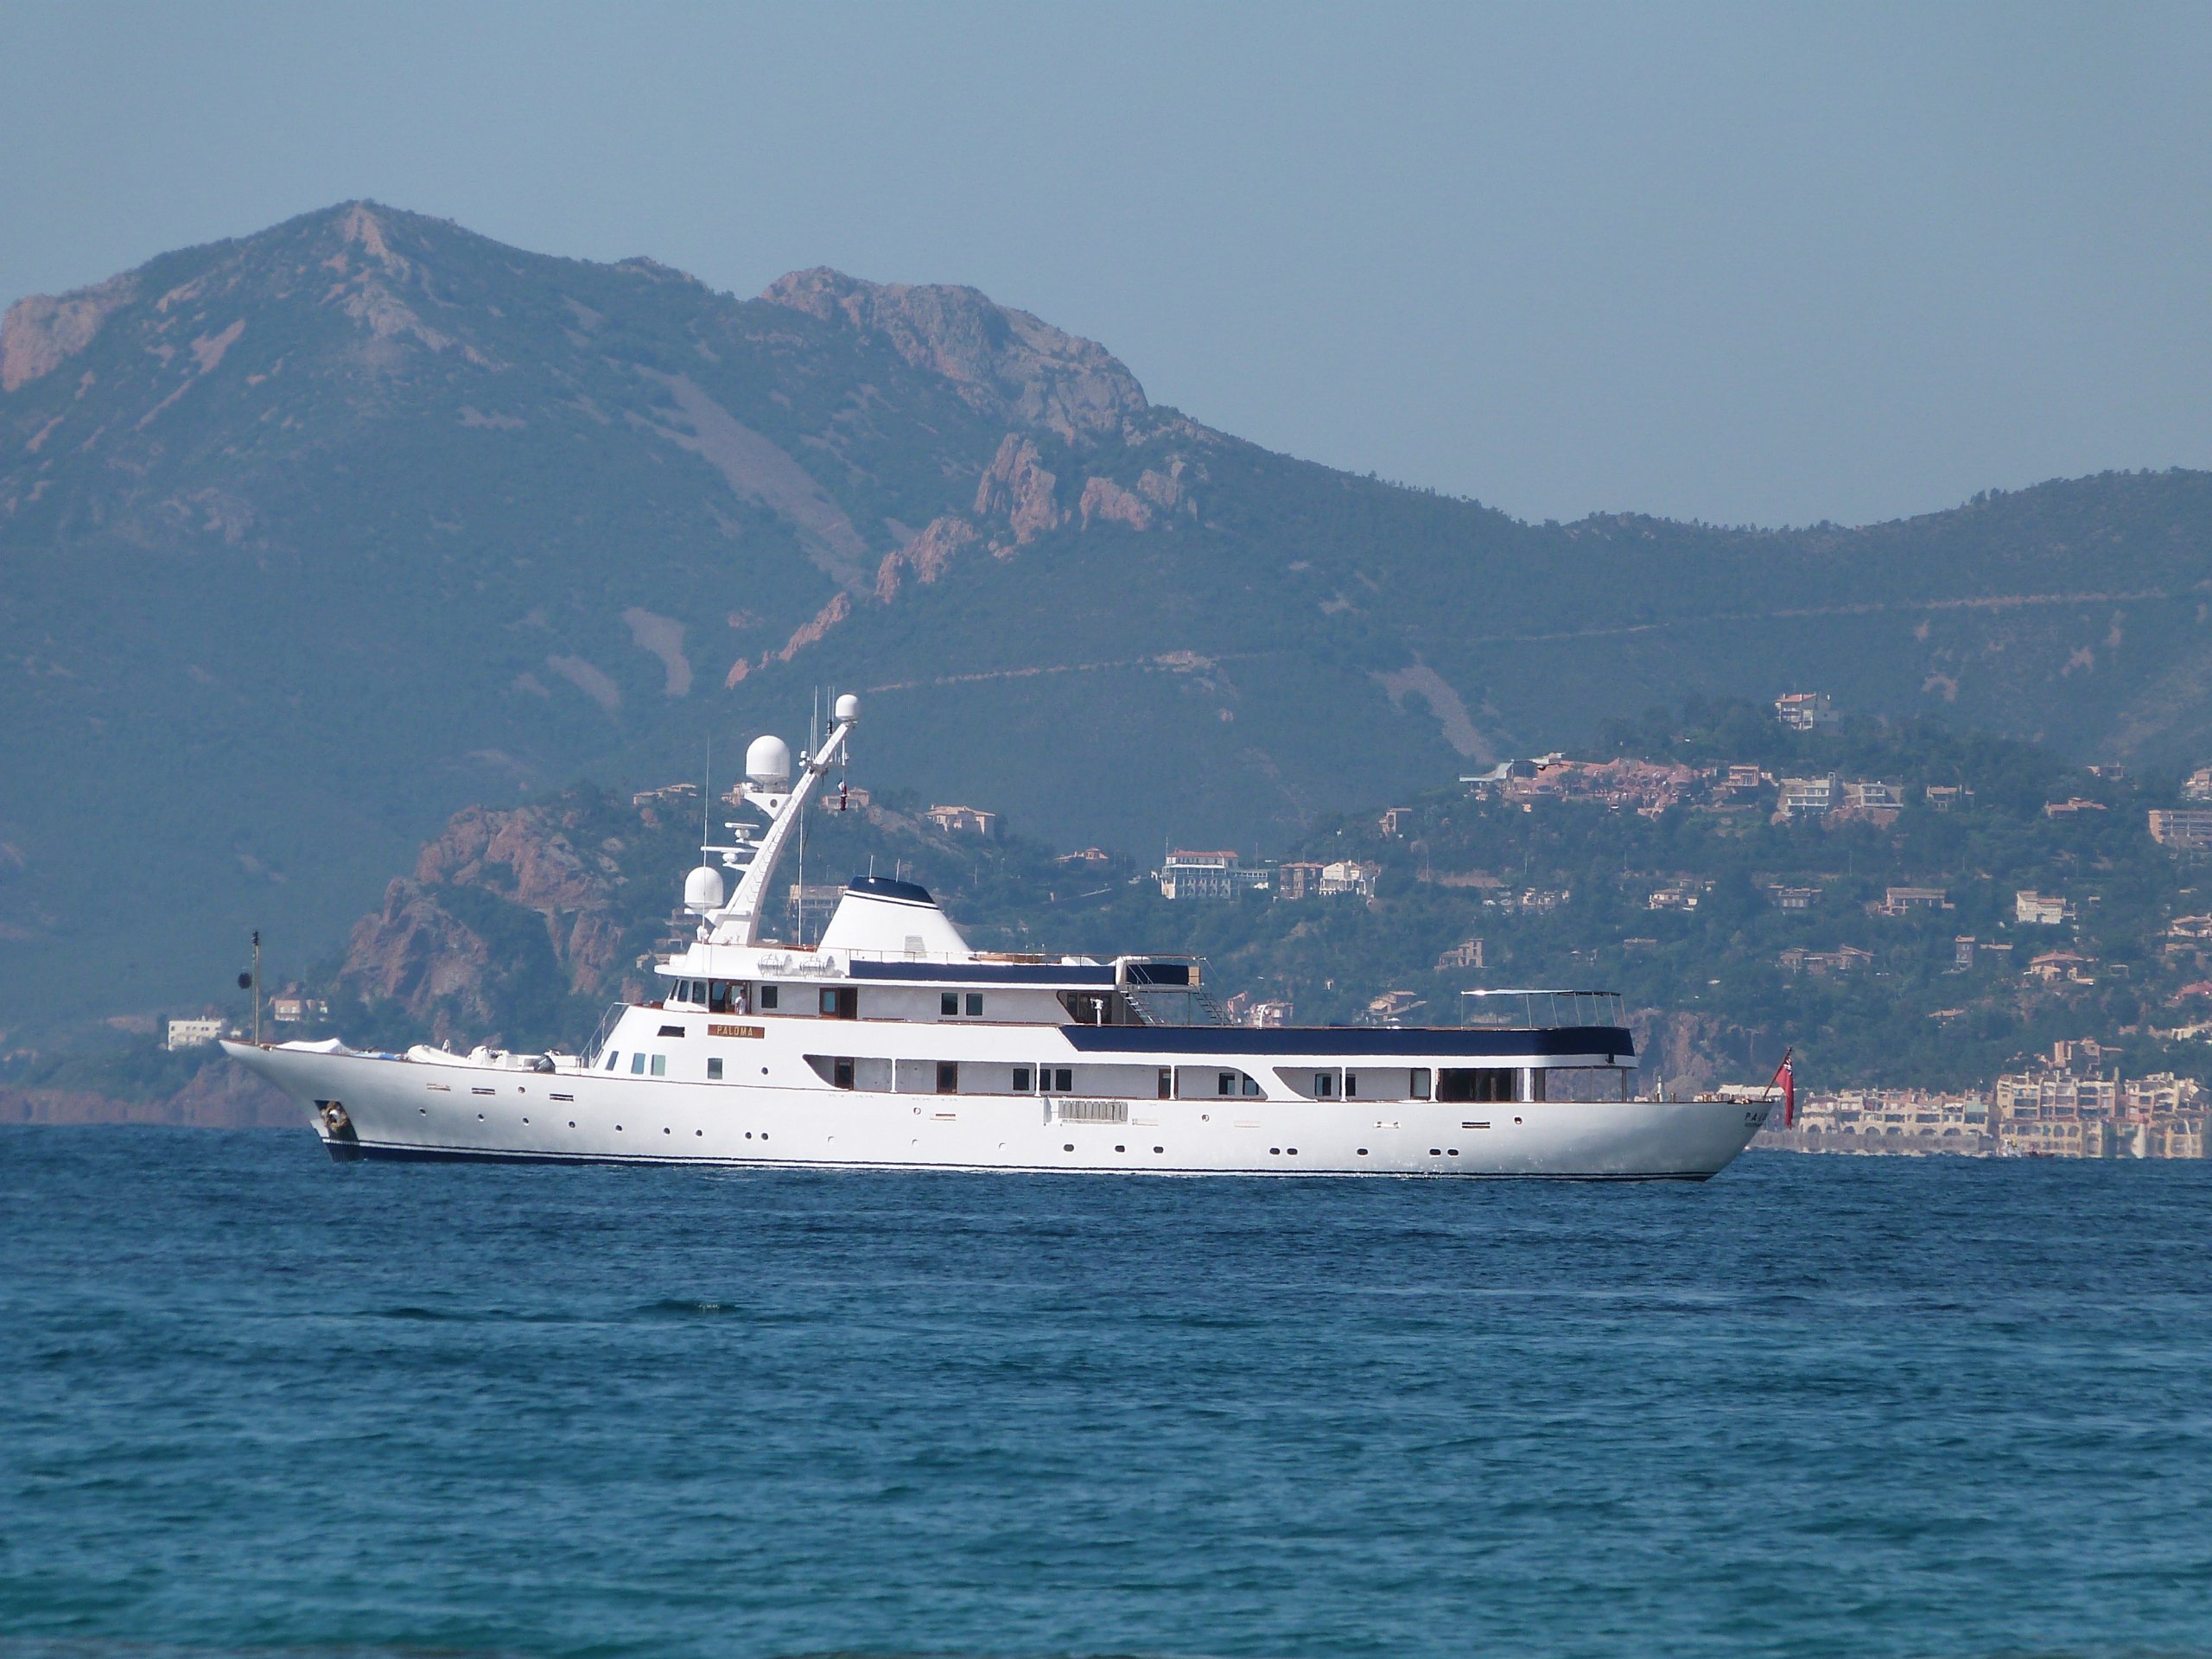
[1770,1048,1796,1128]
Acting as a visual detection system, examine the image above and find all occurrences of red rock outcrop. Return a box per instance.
[1078,475,1152,531]
[875,514,981,601]
[0,273,139,392]
[975,434,1062,545]
[760,267,1147,442]
[342,801,629,1021]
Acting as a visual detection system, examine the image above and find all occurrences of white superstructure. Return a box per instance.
[228,696,1770,1179]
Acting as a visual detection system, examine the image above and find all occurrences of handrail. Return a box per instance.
[579,1001,626,1068]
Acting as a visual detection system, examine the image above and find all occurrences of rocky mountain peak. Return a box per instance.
[760,266,1147,442]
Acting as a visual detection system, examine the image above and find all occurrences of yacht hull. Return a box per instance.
[226,1043,1768,1180]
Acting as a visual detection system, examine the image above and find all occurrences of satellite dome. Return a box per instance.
[683,864,726,913]
[835,693,860,722]
[745,734,792,787]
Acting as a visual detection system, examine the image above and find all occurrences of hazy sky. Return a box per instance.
[3,2,2207,527]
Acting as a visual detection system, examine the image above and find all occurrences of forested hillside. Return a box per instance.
[6,200,2212,1034]
[21,700,2208,1109]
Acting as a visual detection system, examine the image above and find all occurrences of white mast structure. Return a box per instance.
[691,692,859,946]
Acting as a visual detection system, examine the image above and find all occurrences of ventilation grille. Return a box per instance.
[1058,1097,1130,1124]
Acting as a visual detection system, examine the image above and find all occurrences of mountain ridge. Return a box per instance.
[4,200,2210,1034]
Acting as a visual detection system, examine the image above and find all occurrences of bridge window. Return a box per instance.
[1438,1068,1514,1103]
[651,1055,667,1077]
[631,1053,645,1076]
[605,1052,620,1071]
[1014,1067,1033,1092]
[966,993,983,1017]
[942,992,959,1016]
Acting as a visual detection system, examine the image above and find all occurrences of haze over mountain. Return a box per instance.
[5,201,2211,1033]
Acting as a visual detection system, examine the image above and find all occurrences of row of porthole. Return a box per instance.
[433,1103,774,1143]
[1065,1143,1169,1154]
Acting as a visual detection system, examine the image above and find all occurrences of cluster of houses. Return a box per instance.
[1781,1039,2209,1158]
[1155,849,1380,902]
[165,992,329,1052]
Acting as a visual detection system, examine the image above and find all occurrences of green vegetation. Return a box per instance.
[9,200,2212,1045]
[131,700,2196,1101]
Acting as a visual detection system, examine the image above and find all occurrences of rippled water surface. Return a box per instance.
[3,1127,2210,1658]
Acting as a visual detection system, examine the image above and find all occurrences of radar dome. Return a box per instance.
[683,864,726,913]
[745,734,792,787]
[835,693,860,722]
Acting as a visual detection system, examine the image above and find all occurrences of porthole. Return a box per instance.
[616,1124,624,1131]
[1269,1147,1281,1155]
[419,1107,427,1116]
[1357,1148,1369,1155]
[1063,1143,1075,1152]
[1115,1144,1126,1153]
[476,1113,484,1122]
[569,1121,576,1128]
[760,1133,768,1141]
[695,1129,702,1137]
[1154,1146,1164,1154]
[522,1116,530,1124]
[663,1127,671,1135]
[1448,1148,1460,1156]
[1429,1148,1441,1155]
[1287,1148,1298,1155]
[746,1131,753,1139]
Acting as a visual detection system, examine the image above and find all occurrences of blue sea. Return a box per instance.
[3,1128,2209,1659]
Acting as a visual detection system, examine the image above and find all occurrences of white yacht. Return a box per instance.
[228,696,1770,1179]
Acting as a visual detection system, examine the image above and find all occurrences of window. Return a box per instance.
[937,1062,958,1095]
[631,1053,645,1075]
[1345,1072,1358,1098]
[1217,1072,1235,1096]
[1158,1068,1172,1099]
[1412,1068,1431,1100]
[942,992,959,1016]
[1242,1075,1262,1097]
[965,993,983,1017]
[709,981,735,1014]
[760,985,779,1011]
[1042,1067,1071,1093]
[832,1058,855,1090]
[707,1058,723,1081]
[1438,1068,1514,1103]
[651,1055,667,1077]
[1014,1066,1033,1092]
[820,987,856,1019]
[1315,1071,1336,1099]
[605,1052,620,1071]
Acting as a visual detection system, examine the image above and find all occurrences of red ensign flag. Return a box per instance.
[1772,1049,1796,1128]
